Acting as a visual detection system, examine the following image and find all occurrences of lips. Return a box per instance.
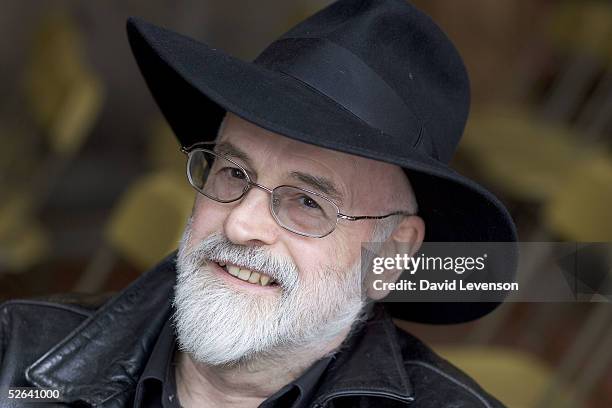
[214,261,278,287]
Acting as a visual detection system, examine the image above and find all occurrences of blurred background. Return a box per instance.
[0,0,611,406]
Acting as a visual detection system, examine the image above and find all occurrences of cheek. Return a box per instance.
[288,245,324,280]
[330,226,371,266]
[290,233,364,283]
[188,196,227,243]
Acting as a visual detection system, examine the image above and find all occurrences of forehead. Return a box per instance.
[220,113,400,175]
[218,113,353,166]
[217,113,403,208]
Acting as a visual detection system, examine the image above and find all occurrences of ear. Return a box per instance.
[365,215,425,300]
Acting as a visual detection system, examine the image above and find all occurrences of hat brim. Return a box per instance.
[127,18,518,324]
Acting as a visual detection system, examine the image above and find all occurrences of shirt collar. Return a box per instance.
[132,314,335,408]
[261,355,333,408]
[133,317,178,407]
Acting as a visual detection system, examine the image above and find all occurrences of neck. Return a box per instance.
[175,328,350,408]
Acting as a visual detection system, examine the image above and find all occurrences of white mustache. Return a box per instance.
[187,232,300,289]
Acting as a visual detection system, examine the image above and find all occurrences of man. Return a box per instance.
[0,0,517,407]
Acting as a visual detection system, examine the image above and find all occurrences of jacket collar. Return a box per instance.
[25,253,177,406]
[312,305,415,407]
[25,253,414,406]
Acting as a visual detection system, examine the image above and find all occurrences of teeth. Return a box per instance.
[248,272,260,283]
[227,265,240,277]
[221,262,275,286]
[238,269,252,281]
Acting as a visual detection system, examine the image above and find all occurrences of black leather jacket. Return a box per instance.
[0,253,504,407]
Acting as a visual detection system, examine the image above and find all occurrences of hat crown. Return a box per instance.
[254,0,470,164]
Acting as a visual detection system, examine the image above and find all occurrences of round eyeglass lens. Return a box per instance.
[188,150,249,202]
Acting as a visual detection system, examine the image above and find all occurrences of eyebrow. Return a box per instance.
[215,141,345,204]
[215,141,255,169]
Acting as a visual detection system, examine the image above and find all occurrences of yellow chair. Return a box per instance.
[545,155,612,242]
[23,12,104,156]
[539,1,612,123]
[105,171,194,270]
[434,346,573,408]
[0,194,49,273]
[547,1,612,60]
[460,110,595,202]
[73,170,194,293]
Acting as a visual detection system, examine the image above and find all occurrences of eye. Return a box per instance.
[225,167,247,179]
[299,195,322,210]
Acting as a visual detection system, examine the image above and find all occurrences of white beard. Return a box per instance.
[173,225,366,367]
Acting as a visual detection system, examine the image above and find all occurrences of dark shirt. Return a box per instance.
[133,318,332,408]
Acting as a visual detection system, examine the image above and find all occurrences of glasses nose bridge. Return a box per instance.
[239,180,277,211]
[246,180,275,196]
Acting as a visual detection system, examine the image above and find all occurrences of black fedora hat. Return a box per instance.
[126,0,518,324]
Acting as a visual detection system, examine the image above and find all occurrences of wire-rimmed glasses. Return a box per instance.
[181,142,414,238]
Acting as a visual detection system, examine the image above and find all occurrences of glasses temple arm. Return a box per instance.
[337,211,415,221]
[180,141,217,154]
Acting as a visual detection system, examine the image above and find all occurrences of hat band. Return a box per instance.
[254,37,423,145]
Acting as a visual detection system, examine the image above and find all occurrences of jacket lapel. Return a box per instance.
[311,305,414,406]
[25,252,177,407]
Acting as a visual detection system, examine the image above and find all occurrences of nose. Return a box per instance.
[223,186,280,246]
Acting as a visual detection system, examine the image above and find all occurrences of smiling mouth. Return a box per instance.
[214,261,278,287]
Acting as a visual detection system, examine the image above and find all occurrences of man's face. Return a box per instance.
[174,113,411,366]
